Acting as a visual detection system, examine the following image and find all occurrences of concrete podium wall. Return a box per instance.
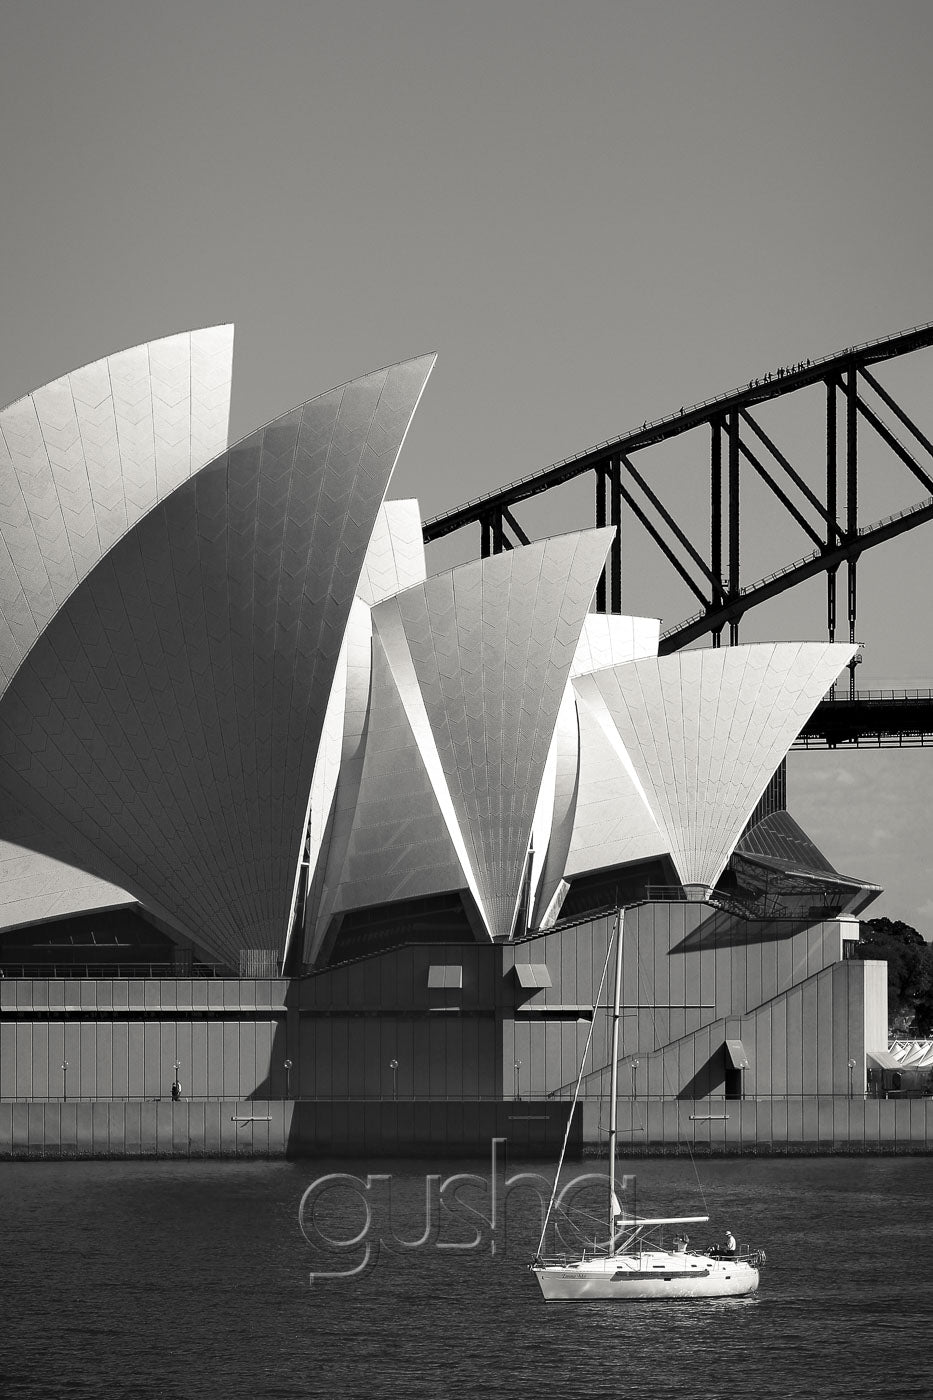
[0,1098,576,1158]
[0,978,289,1100]
[2,1096,932,1158]
[0,906,915,1156]
[0,1018,285,1100]
[578,1096,933,1152]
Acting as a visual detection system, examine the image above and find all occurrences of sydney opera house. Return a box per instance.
[0,327,914,1156]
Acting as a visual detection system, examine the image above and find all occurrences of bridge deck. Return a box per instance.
[422,319,933,540]
[794,691,933,748]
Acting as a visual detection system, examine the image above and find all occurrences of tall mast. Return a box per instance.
[607,907,624,1256]
[535,925,618,1259]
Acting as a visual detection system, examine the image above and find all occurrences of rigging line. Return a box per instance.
[634,923,709,1216]
[535,909,619,1258]
[558,1204,610,1230]
[551,1204,607,1245]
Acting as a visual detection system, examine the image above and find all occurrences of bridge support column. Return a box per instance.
[609,457,622,613]
[595,464,608,612]
[728,410,740,644]
[847,369,859,699]
[711,419,723,646]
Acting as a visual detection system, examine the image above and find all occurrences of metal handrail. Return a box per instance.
[823,688,933,703]
[0,963,225,979]
[1,1090,911,1104]
[0,1092,565,1104]
[0,1086,902,1097]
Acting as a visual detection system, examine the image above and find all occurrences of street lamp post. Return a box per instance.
[630,1058,639,1100]
[62,1060,69,1102]
[847,1058,857,1099]
[173,1060,181,1102]
[284,1058,292,1100]
[389,1059,399,1100]
[514,1059,522,1100]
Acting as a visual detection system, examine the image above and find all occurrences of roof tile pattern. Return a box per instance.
[569,613,660,677]
[0,327,233,694]
[0,356,435,963]
[324,629,470,915]
[531,612,664,919]
[529,682,580,926]
[577,643,857,890]
[564,681,669,877]
[300,597,376,966]
[355,499,426,606]
[371,530,613,939]
[0,840,134,933]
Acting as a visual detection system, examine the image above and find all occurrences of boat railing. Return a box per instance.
[535,1240,765,1266]
[533,1248,610,1267]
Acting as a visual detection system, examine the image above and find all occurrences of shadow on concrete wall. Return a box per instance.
[678,1047,727,1100]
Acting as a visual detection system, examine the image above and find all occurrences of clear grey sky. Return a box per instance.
[2,1,933,930]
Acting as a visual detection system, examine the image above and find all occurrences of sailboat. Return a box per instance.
[531,910,765,1301]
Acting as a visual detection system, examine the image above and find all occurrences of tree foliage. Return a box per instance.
[857,917,933,1035]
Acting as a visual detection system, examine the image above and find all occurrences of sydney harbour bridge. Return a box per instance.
[423,322,933,752]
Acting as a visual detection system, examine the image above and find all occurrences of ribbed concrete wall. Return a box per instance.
[563,960,873,1104]
[0,1099,289,1157]
[863,959,889,1049]
[1,1097,932,1158]
[580,1097,933,1152]
[0,978,289,1100]
[0,903,916,1155]
[0,1020,285,1100]
[295,1016,497,1099]
[502,906,860,1095]
[0,1099,574,1158]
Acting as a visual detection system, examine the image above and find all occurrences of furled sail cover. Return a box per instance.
[573,642,857,891]
[0,355,436,965]
[366,529,615,940]
[0,327,234,696]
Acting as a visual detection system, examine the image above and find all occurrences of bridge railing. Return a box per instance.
[661,493,933,641]
[825,688,933,703]
[424,320,933,533]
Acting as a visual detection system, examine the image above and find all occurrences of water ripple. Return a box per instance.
[1,1155,931,1399]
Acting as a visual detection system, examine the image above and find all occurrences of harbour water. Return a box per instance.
[1,1153,931,1398]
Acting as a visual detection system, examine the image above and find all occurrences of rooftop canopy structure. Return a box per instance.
[0,331,865,975]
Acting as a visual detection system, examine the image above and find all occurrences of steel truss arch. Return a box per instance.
[423,322,933,709]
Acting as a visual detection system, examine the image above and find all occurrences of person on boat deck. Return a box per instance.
[724,1230,736,1256]
[673,1235,689,1253]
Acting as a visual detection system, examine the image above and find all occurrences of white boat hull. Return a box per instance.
[533,1253,759,1301]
